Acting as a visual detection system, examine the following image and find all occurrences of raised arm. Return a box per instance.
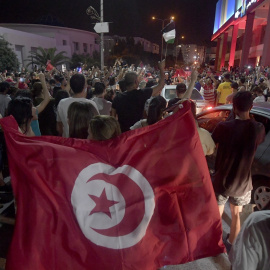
[151,59,165,96]
[182,68,198,100]
[210,74,218,88]
[35,73,51,114]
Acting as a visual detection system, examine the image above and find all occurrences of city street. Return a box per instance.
[0,192,255,270]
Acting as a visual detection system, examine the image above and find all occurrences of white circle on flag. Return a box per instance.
[71,163,155,249]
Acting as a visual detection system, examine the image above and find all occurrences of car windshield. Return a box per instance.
[191,90,203,100]
[164,88,203,100]
[164,88,177,100]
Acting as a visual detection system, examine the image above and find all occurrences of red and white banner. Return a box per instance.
[0,102,225,270]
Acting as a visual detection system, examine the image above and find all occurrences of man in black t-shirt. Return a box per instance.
[167,83,187,111]
[112,60,165,132]
[212,91,265,251]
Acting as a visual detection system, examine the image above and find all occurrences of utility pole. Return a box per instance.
[100,0,104,71]
[86,2,108,72]
[161,21,164,61]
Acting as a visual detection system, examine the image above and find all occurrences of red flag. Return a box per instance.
[174,68,187,78]
[46,60,54,71]
[0,102,225,270]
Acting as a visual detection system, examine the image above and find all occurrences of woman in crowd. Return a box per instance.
[88,115,121,141]
[67,101,98,139]
[130,96,167,130]
[14,73,51,136]
[32,81,57,135]
[7,97,34,136]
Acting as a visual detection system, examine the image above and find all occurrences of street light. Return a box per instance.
[152,16,175,60]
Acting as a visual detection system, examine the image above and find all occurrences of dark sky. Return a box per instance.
[0,0,217,45]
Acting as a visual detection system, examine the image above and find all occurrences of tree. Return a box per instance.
[0,36,19,72]
[70,51,101,70]
[26,47,70,68]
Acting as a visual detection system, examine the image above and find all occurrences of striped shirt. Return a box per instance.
[203,84,215,105]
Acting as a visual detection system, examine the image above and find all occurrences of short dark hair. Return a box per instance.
[224,73,231,80]
[15,89,33,100]
[49,79,56,85]
[176,83,186,94]
[70,74,85,94]
[93,82,105,96]
[31,82,43,99]
[124,72,137,88]
[54,75,61,82]
[231,82,239,90]
[240,77,246,84]
[118,79,126,92]
[0,82,10,93]
[233,91,253,112]
[146,79,156,88]
[55,90,69,108]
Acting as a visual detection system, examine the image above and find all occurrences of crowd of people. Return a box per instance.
[0,58,270,269]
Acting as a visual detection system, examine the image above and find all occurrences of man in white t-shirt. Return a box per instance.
[57,74,99,137]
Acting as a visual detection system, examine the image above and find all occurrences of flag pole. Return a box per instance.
[165,43,168,60]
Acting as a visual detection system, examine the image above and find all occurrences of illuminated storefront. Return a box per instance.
[212,0,270,70]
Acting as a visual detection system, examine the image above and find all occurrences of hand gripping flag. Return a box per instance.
[162,21,176,44]
[0,102,225,270]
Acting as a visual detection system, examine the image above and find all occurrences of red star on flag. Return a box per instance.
[89,189,119,218]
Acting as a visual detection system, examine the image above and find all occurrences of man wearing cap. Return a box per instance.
[164,72,172,85]
[112,60,165,132]
[216,73,232,106]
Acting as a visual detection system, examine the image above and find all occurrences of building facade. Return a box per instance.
[212,0,270,70]
[0,24,100,69]
[0,24,160,70]
[177,44,205,65]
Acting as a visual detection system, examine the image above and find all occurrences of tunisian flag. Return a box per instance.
[0,102,225,270]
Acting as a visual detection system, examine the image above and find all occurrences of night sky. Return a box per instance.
[0,0,217,45]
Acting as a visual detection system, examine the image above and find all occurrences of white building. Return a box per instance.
[0,23,100,69]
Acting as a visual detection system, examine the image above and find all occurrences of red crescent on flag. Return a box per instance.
[87,173,145,237]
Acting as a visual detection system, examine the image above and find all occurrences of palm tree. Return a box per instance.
[26,47,70,68]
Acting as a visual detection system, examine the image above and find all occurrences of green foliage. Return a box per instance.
[26,47,70,68]
[110,37,159,67]
[70,51,101,69]
[0,36,19,72]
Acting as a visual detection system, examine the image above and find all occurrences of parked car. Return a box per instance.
[197,103,270,210]
[161,85,211,113]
